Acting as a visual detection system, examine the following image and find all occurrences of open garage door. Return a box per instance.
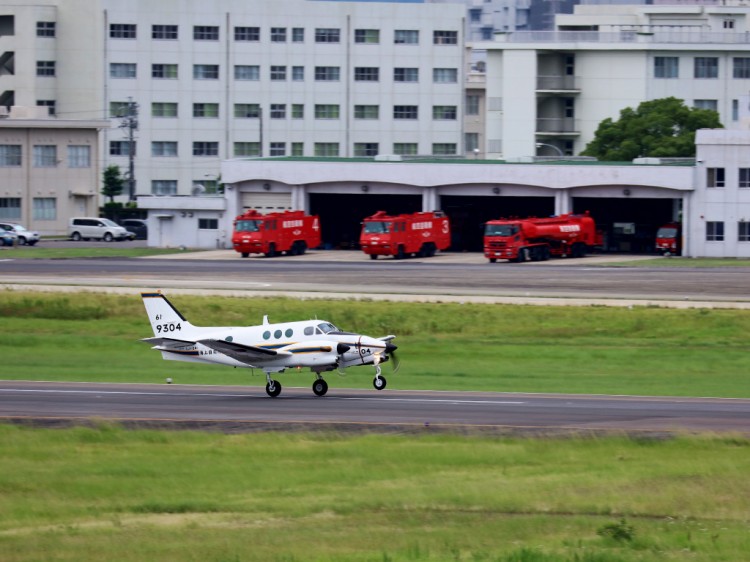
[573,197,679,253]
[310,193,421,249]
[441,196,555,252]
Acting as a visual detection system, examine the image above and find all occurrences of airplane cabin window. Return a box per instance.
[304,326,314,336]
[274,329,282,338]
[285,328,293,337]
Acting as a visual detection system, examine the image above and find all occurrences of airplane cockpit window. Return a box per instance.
[235,219,262,232]
[364,221,391,234]
[317,322,338,334]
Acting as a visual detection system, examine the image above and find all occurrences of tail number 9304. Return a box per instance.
[156,322,182,334]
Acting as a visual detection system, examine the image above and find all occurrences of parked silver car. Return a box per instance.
[68,217,130,242]
[0,223,39,246]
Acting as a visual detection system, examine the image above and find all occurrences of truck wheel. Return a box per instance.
[265,243,276,258]
[489,258,497,263]
[370,254,378,260]
[297,241,307,255]
[428,243,437,257]
[395,246,405,260]
[241,252,249,258]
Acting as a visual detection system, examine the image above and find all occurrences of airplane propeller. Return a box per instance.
[385,341,400,373]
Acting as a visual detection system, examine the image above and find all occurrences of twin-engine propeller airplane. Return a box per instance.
[140,292,398,397]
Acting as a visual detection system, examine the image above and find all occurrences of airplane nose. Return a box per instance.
[386,342,397,353]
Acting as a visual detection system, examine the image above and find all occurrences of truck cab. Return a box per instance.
[655,222,681,256]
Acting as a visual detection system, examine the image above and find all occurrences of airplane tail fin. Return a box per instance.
[141,292,197,337]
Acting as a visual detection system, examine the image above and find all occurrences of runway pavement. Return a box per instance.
[2,380,749,435]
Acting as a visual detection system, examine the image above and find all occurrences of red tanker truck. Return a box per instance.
[360,210,451,259]
[232,209,321,257]
[655,222,682,256]
[484,212,600,263]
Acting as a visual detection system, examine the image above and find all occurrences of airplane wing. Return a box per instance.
[197,339,292,364]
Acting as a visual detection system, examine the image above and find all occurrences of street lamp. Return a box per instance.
[535,142,564,158]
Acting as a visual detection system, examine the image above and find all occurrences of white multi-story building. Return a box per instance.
[480,2,750,159]
[0,0,465,208]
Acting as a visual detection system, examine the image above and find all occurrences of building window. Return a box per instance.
[733,57,750,79]
[292,27,304,42]
[32,198,56,221]
[110,101,131,118]
[433,30,458,45]
[37,61,55,76]
[355,67,379,81]
[0,145,21,167]
[315,66,340,81]
[432,143,457,155]
[270,104,286,119]
[694,99,718,112]
[152,180,177,195]
[433,106,457,120]
[706,221,724,241]
[654,56,679,78]
[36,21,55,37]
[194,26,219,40]
[707,167,725,188]
[740,168,750,188]
[235,65,259,81]
[315,105,339,119]
[234,103,260,118]
[465,133,479,152]
[110,140,135,156]
[33,145,57,167]
[355,29,379,44]
[0,198,21,219]
[315,28,340,43]
[694,57,718,79]
[466,95,480,116]
[733,99,739,122]
[724,19,735,29]
[394,30,418,44]
[193,103,218,118]
[193,64,219,79]
[110,63,135,78]
[199,218,218,230]
[314,143,339,157]
[110,24,136,39]
[292,66,304,81]
[67,145,91,168]
[292,104,304,119]
[271,27,286,42]
[152,25,178,40]
[270,142,286,156]
[394,68,418,82]
[152,64,177,79]
[152,141,178,157]
[354,105,379,119]
[433,68,458,83]
[393,143,418,156]
[152,102,178,117]
[291,142,303,156]
[234,26,259,41]
[270,66,287,81]
[193,142,218,156]
[354,143,378,157]
[739,222,750,242]
[234,142,260,157]
[36,100,55,116]
[394,105,418,120]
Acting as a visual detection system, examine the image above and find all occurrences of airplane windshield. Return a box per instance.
[364,221,391,234]
[317,322,338,334]
[485,224,519,236]
[657,227,677,238]
[236,220,262,232]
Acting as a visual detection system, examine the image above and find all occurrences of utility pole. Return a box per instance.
[118,97,139,201]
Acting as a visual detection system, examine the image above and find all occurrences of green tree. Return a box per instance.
[581,97,723,161]
[102,165,125,204]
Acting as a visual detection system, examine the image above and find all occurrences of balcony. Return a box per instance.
[536,75,579,93]
[536,117,579,136]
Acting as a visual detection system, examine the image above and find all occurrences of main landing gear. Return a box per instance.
[312,376,329,397]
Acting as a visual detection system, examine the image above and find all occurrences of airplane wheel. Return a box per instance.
[312,379,328,397]
[373,375,387,391]
[265,380,282,397]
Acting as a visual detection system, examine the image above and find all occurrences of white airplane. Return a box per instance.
[140,292,398,397]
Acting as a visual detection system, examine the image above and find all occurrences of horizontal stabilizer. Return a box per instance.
[198,339,292,365]
[141,336,195,348]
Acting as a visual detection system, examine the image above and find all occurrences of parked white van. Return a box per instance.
[68,217,131,242]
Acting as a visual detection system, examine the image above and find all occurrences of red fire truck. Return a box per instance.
[360,210,451,259]
[655,222,682,256]
[232,209,321,257]
[484,212,600,263]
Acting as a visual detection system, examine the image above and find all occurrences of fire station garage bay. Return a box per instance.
[139,130,749,258]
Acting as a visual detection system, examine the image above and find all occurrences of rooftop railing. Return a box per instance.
[494,29,750,45]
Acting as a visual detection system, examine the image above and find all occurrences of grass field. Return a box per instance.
[0,425,749,561]
[1,290,749,397]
